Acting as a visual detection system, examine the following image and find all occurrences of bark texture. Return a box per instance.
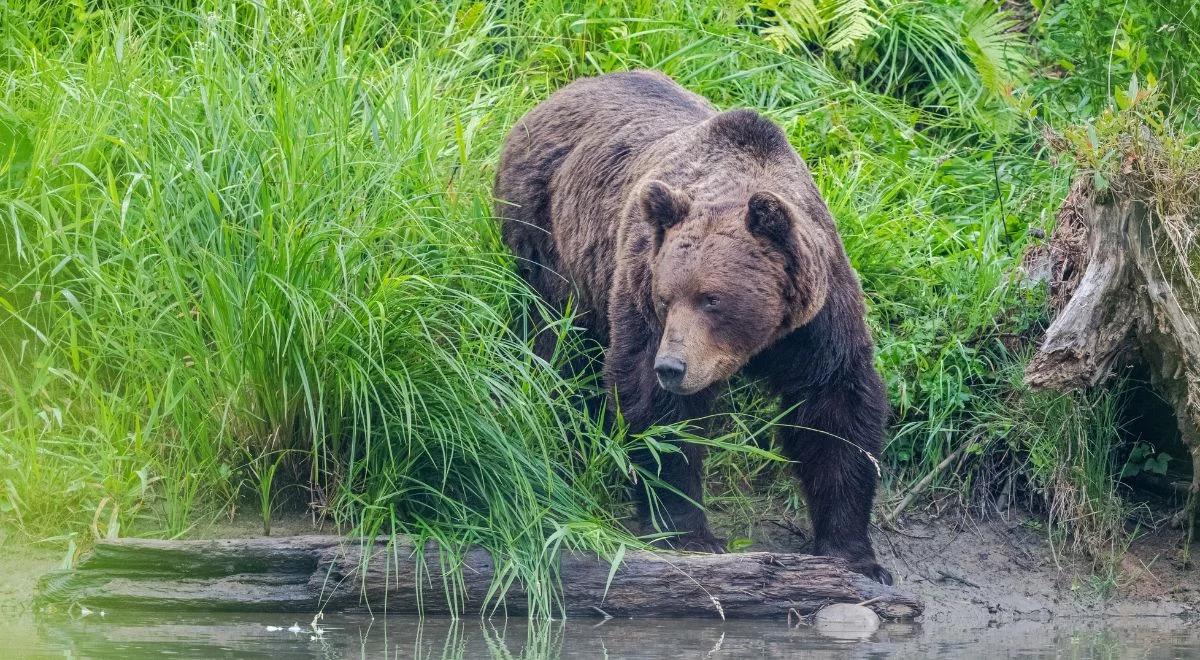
[36,536,922,620]
[1026,172,1200,524]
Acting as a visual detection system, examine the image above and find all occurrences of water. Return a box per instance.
[9,612,1200,659]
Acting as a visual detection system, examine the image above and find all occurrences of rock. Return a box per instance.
[813,603,881,639]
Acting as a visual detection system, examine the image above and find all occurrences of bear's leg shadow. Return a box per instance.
[604,319,724,553]
[776,352,893,584]
[630,439,721,552]
[505,240,567,363]
[506,238,607,410]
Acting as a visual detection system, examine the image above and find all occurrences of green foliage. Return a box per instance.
[1007,372,1130,556]
[1030,0,1200,121]
[1121,444,1171,479]
[960,2,1033,98]
[760,0,883,54]
[758,0,1035,131]
[0,0,1189,612]
[0,0,642,616]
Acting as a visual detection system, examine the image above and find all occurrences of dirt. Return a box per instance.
[877,514,1196,622]
[710,505,1200,625]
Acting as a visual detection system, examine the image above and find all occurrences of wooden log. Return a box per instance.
[35,536,922,620]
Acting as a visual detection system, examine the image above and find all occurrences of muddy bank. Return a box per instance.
[877,515,1194,623]
[711,507,1200,625]
[6,506,1200,627]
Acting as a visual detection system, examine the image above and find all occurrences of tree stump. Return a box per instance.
[35,536,922,620]
[1025,132,1200,534]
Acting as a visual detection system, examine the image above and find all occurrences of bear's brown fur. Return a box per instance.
[495,70,890,583]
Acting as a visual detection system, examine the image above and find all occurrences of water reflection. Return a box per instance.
[19,611,1200,659]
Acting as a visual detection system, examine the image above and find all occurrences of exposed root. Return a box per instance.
[1028,116,1200,552]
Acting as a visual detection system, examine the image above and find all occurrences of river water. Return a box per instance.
[9,611,1200,659]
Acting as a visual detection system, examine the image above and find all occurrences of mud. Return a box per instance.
[711,506,1200,626]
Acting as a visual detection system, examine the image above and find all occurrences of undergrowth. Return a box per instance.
[1,0,1197,613]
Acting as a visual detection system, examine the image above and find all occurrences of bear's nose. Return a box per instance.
[654,356,687,390]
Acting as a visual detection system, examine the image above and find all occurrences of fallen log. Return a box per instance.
[35,536,922,620]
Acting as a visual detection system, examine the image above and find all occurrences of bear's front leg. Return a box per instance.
[603,312,725,553]
[775,349,893,584]
[630,440,725,553]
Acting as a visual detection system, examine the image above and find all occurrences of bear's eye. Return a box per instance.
[701,294,721,311]
[655,298,668,314]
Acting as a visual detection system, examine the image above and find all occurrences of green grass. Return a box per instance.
[1,0,1195,614]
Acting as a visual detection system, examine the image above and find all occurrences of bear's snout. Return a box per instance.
[653,355,687,392]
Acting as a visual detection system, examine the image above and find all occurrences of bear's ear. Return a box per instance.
[746,190,794,244]
[640,180,691,230]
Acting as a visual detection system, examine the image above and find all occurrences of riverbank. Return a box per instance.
[6,506,1199,627]
[715,506,1200,625]
[8,538,1200,659]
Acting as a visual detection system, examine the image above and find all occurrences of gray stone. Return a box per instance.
[813,603,881,639]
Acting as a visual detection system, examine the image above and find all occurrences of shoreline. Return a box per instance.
[6,507,1199,627]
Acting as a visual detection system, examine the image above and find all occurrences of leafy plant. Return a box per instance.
[758,0,1035,117]
[1120,443,1172,479]
[759,0,883,54]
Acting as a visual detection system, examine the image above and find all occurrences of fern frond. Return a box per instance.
[757,0,883,54]
[783,0,824,37]
[962,2,1033,97]
[825,0,880,52]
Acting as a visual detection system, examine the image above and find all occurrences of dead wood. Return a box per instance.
[1026,155,1200,531]
[35,536,923,620]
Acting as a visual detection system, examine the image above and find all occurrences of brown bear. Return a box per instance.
[495,70,891,584]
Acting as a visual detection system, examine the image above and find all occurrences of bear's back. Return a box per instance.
[495,72,719,331]
[521,70,714,145]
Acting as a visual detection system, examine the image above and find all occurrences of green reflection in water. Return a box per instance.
[11,612,1200,659]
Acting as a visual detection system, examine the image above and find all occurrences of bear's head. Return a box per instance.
[638,179,831,395]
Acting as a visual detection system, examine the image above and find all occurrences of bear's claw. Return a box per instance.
[851,562,893,586]
[654,531,728,554]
